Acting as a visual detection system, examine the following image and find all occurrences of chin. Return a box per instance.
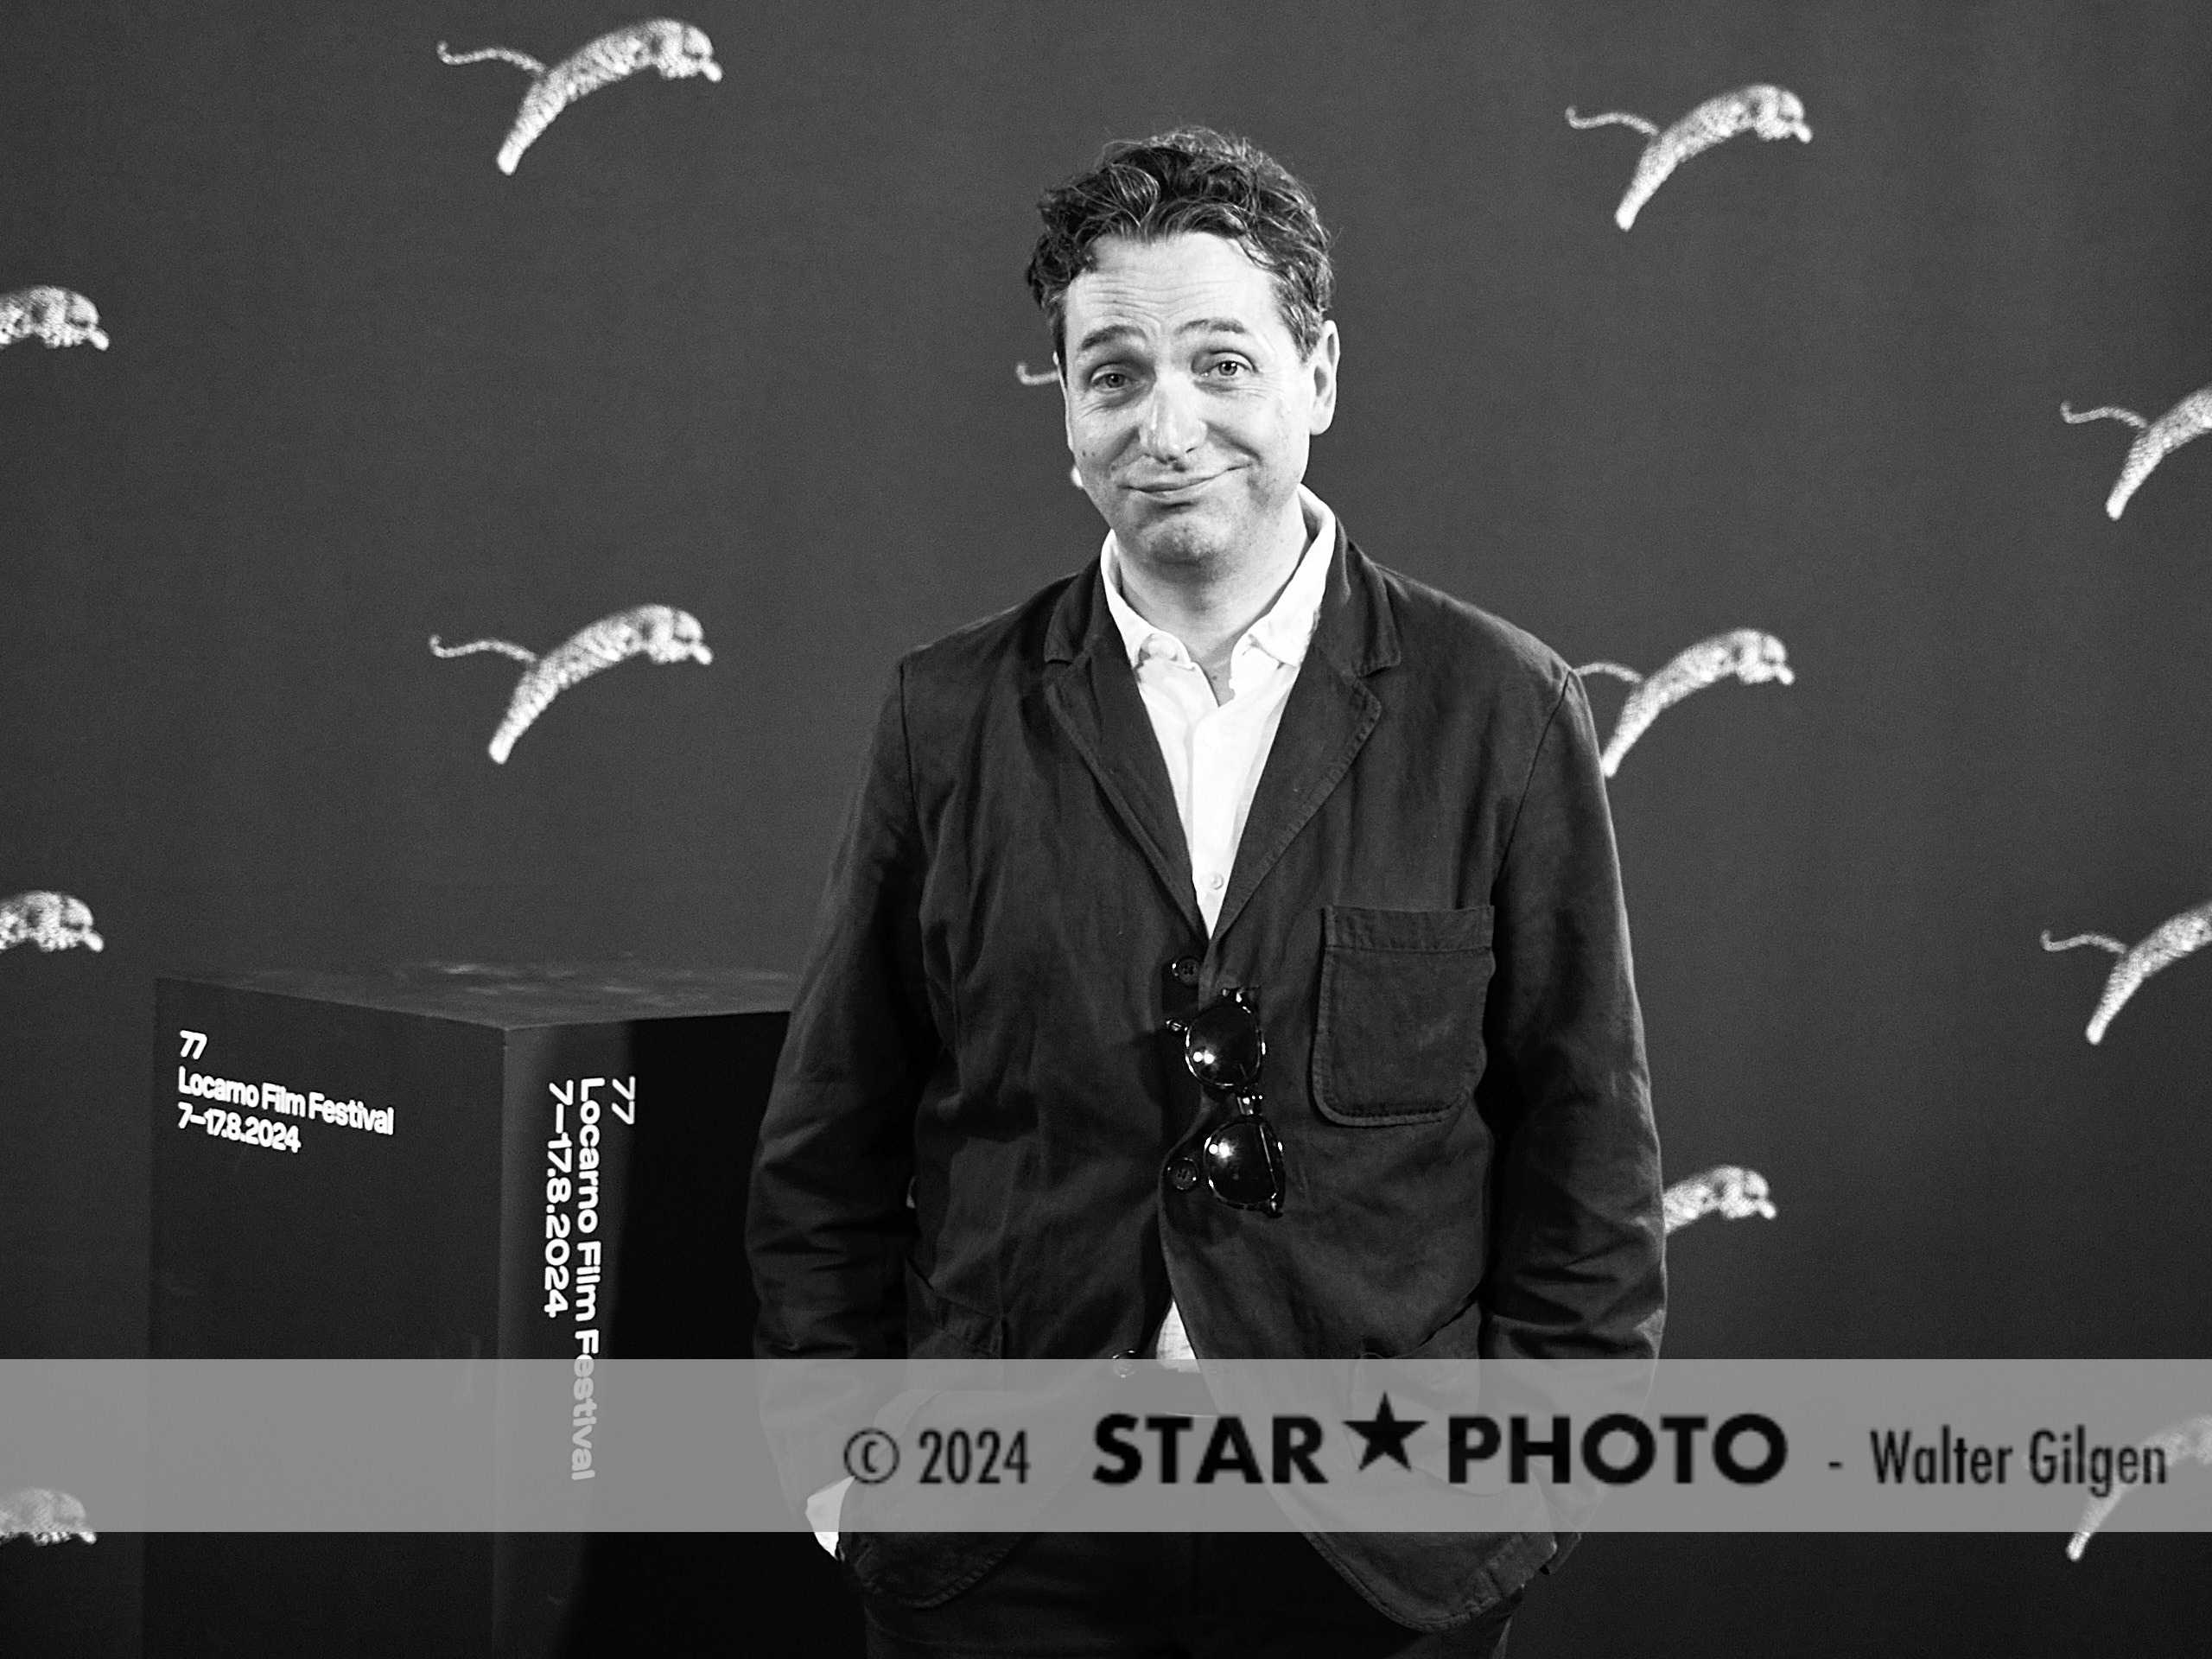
[1116,495,1241,559]
[1121,519,1231,571]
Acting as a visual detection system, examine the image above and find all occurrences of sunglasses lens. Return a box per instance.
[1172,988,1282,1214]
[1203,1117,1282,1207]
[1184,998,1262,1090]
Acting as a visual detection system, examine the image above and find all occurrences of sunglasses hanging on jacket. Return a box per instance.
[1164,984,1288,1217]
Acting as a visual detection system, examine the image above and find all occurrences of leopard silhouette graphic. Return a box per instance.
[2042,899,2212,1044]
[1577,630,1795,777]
[0,286,108,351]
[2061,385,2212,519]
[0,1489,95,1545]
[1662,1166,1777,1235]
[1567,85,1811,229]
[2066,1414,2212,1560]
[0,891,103,954]
[438,19,721,175]
[431,604,713,763]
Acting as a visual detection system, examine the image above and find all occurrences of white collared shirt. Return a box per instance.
[1100,486,1337,932]
[1101,485,1337,1368]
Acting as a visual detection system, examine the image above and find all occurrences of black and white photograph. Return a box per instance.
[4,3,2211,1654]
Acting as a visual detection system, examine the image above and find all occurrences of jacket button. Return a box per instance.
[1168,1158,1200,1191]
[1111,1350,1141,1378]
[1169,957,1199,985]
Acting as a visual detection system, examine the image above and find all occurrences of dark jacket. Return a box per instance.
[747,521,1666,1628]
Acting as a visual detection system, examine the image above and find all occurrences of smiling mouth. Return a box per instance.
[1129,474,1224,501]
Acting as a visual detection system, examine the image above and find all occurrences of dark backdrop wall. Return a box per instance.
[5,1,2212,1652]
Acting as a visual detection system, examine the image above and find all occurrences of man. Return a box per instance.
[749,127,1665,1656]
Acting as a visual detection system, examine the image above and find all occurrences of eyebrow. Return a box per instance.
[1071,317,1258,358]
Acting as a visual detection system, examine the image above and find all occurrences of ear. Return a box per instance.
[1059,353,1077,454]
[1058,357,1089,490]
[1306,321,1340,436]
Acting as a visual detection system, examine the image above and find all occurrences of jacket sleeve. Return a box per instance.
[1477,667,1667,1363]
[747,662,936,1360]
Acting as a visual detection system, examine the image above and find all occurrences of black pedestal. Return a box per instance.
[143,963,862,1657]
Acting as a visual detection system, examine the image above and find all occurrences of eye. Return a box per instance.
[1206,359,1249,378]
[1089,370,1130,391]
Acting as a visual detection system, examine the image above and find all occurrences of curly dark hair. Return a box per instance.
[1024,126,1334,369]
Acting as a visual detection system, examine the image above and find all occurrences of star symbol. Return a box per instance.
[1342,1393,1426,1471]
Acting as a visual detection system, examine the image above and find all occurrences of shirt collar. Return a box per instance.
[1099,486,1338,671]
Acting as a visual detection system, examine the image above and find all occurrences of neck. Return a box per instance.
[1113,497,1312,676]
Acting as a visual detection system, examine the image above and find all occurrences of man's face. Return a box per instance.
[1059,232,1338,576]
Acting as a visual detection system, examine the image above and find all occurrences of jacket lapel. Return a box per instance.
[1211,528,1400,942]
[1042,567,1206,937]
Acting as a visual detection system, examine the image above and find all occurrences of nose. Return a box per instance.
[1137,375,1205,461]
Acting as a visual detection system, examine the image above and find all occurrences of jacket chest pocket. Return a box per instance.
[1312,905,1494,1125]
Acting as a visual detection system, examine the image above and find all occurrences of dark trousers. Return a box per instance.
[856,1532,1519,1658]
